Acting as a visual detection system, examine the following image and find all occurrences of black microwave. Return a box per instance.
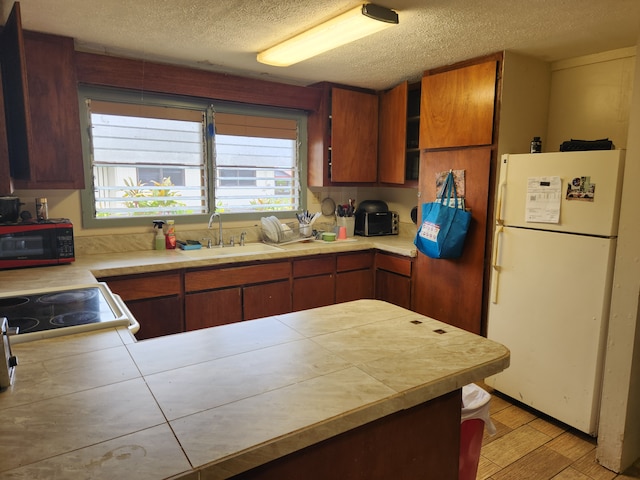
[0,221,75,269]
[355,211,399,237]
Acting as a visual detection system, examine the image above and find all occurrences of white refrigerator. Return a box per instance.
[485,149,625,436]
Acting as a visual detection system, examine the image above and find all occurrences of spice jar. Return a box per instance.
[35,198,48,221]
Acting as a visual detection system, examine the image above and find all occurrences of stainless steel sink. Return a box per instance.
[179,243,284,257]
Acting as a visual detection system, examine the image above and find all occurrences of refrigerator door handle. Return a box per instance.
[495,180,507,225]
[491,225,503,304]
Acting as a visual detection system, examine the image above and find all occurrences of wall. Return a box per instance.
[596,44,640,472]
[546,47,636,152]
[541,45,639,472]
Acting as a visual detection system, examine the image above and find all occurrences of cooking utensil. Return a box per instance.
[321,197,336,216]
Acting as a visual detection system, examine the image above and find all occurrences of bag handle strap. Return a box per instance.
[439,170,459,208]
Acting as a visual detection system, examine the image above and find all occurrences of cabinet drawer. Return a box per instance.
[103,273,182,301]
[185,261,291,292]
[293,256,335,278]
[376,253,412,277]
[336,251,373,272]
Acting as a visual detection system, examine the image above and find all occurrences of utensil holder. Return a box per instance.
[336,216,355,237]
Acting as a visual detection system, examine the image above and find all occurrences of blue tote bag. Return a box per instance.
[414,171,471,259]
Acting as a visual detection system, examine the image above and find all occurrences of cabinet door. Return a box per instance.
[21,31,84,189]
[376,269,411,309]
[1,2,32,182]
[378,82,407,185]
[127,296,183,340]
[102,272,184,339]
[336,270,373,304]
[414,148,492,334]
[375,252,412,309]
[331,88,378,183]
[185,288,242,331]
[1,2,84,189]
[0,69,12,195]
[420,60,497,149]
[243,280,292,320]
[292,274,335,311]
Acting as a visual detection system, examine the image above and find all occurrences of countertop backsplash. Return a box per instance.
[74,219,417,256]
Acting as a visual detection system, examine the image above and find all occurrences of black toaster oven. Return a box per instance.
[354,210,399,236]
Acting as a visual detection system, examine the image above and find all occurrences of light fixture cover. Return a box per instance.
[257,3,399,67]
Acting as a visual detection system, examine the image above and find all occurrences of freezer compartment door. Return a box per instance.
[486,227,616,435]
[497,150,625,236]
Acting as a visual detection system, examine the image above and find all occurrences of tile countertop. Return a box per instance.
[0,299,510,479]
[0,235,417,293]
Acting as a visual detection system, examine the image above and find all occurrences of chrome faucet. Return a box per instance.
[207,212,224,247]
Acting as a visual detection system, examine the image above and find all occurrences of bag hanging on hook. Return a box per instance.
[414,171,471,259]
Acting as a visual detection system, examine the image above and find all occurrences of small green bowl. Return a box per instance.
[322,232,336,242]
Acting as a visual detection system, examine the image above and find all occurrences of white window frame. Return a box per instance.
[78,86,308,228]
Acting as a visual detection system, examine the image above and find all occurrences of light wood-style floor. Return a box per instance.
[476,382,640,480]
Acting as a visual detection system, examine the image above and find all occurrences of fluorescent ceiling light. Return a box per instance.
[257,3,399,67]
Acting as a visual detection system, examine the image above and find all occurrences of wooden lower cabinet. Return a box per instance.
[125,297,183,340]
[336,269,373,303]
[244,280,292,320]
[230,389,461,480]
[376,269,411,309]
[375,252,413,309]
[292,256,335,311]
[185,260,292,327]
[185,287,242,331]
[101,272,183,340]
[292,275,334,311]
[104,249,410,339]
[335,251,374,303]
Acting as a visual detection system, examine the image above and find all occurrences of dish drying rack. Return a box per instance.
[261,216,314,245]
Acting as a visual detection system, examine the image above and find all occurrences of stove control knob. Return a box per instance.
[8,356,17,368]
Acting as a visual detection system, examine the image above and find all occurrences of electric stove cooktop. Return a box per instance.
[0,283,133,344]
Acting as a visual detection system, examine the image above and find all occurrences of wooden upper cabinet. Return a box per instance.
[378,81,421,185]
[1,3,84,189]
[419,60,498,149]
[331,87,378,183]
[378,81,407,185]
[308,84,378,186]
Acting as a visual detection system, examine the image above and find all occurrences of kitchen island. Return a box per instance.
[0,299,509,479]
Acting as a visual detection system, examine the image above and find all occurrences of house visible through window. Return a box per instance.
[79,87,307,227]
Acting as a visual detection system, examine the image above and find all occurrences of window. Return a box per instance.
[212,112,300,213]
[79,87,307,227]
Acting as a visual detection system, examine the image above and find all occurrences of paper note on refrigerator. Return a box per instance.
[525,176,561,223]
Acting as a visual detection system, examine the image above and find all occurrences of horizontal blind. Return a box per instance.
[213,112,299,213]
[88,100,208,218]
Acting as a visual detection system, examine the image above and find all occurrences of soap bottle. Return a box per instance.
[165,220,176,249]
[153,220,165,250]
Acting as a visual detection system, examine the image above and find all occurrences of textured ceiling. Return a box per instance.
[2,0,640,91]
